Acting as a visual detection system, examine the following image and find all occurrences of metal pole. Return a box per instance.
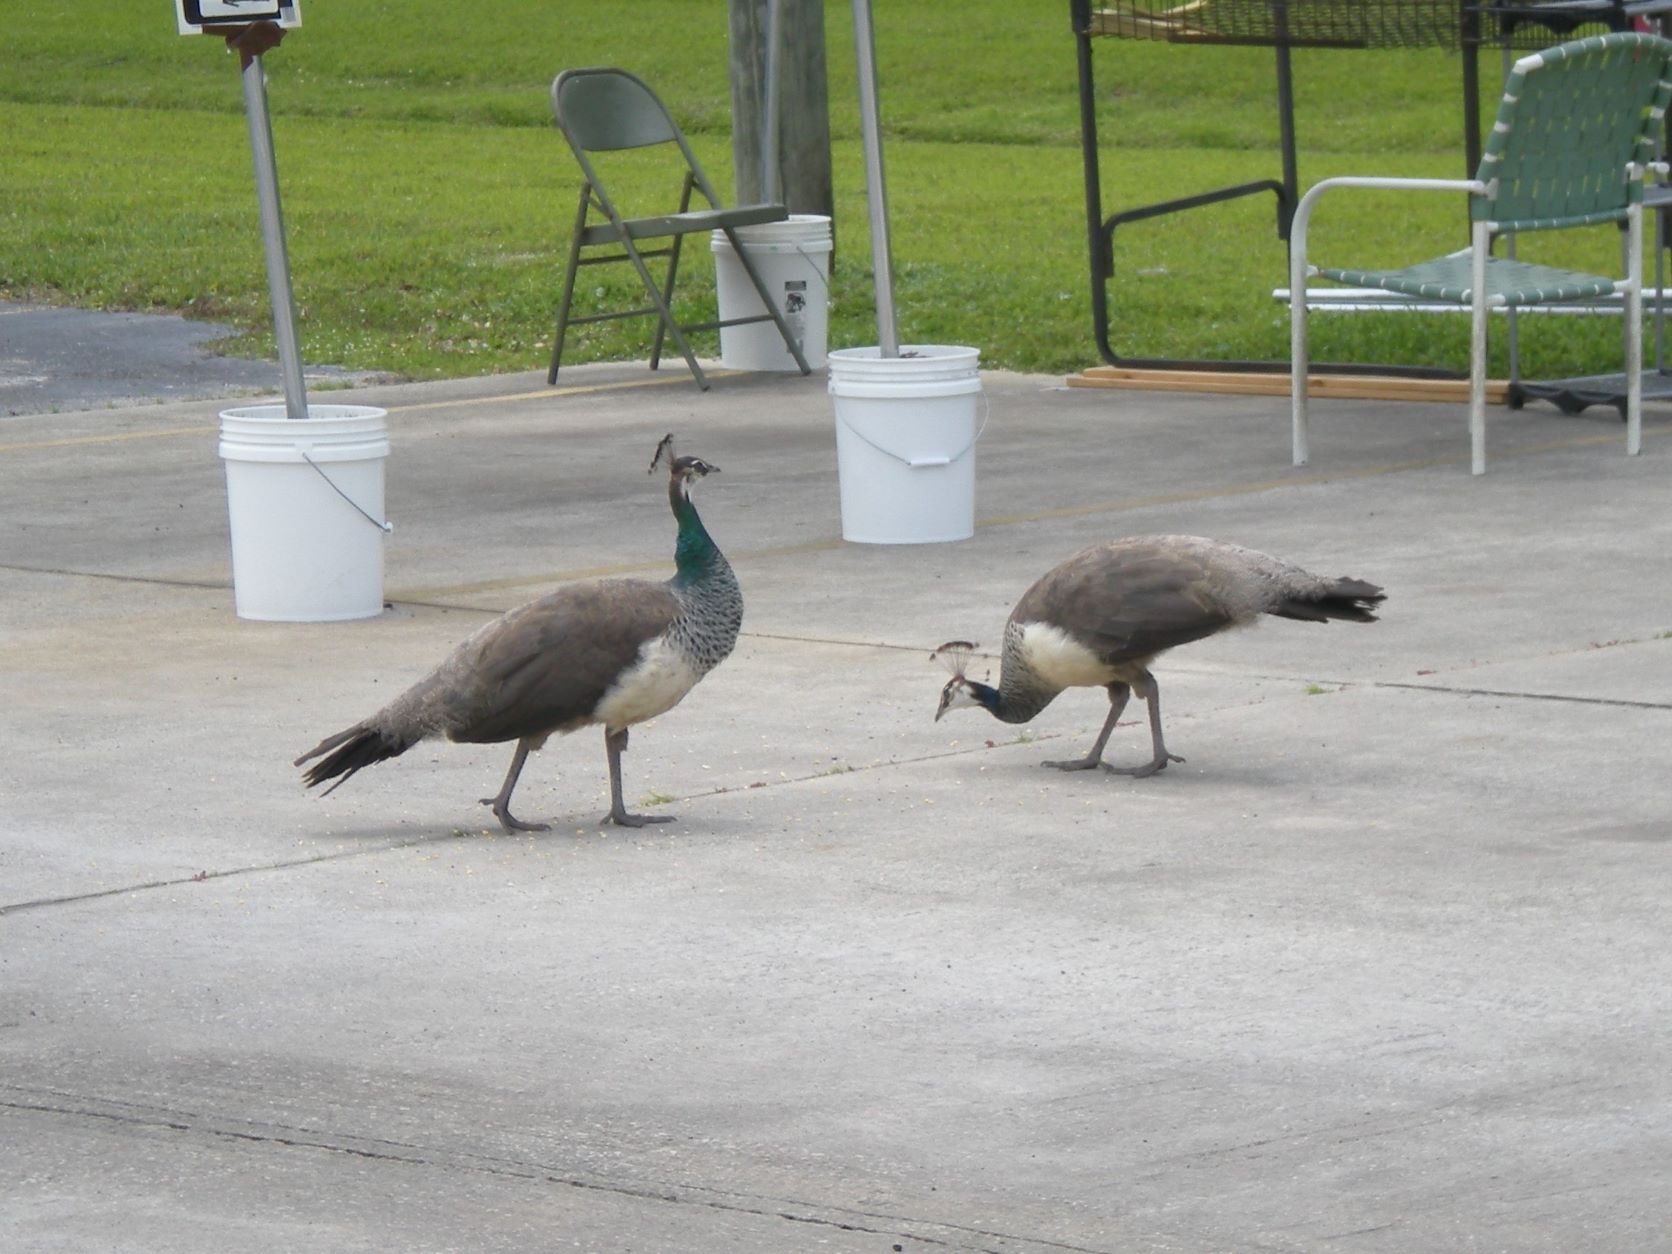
[850,0,898,356]
[1273,35,1296,240]
[1070,0,1115,362]
[1461,7,1483,179]
[240,49,309,421]
[763,0,782,204]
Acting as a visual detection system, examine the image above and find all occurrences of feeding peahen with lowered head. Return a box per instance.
[294,434,742,832]
[933,535,1384,776]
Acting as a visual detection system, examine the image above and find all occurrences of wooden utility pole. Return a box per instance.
[727,0,834,237]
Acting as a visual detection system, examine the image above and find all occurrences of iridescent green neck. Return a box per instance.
[670,482,720,583]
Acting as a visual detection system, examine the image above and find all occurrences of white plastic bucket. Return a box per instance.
[710,214,832,371]
[218,404,390,622]
[828,345,982,544]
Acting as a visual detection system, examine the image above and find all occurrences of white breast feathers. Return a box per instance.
[592,637,704,733]
[1017,621,1122,689]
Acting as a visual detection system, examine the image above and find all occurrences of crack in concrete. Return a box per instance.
[0,561,227,590]
[0,1086,1111,1254]
[4,661,1661,920]
[0,731,1064,918]
[6,559,1669,714]
[1370,681,1672,710]
[0,834,446,918]
[4,577,1667,717]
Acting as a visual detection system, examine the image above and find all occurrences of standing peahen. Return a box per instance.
[933,535,1384,776]
[294,435,742,831]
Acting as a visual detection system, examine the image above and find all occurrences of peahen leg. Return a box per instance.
[603,727,675,827]
[1044,681,1132,771]
[480,737,550,832]
[1102,669,1185,778]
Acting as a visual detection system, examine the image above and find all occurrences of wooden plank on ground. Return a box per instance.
[1067,367,1509,404]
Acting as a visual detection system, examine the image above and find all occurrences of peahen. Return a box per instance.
[294,434,742,831]
[933,535,1384,776]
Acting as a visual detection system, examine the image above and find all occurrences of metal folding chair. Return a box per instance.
[547,67,811,391]
[1289,32,1672,474]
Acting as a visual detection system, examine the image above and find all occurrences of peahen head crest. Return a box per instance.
[649,433,677,473]
[931,641,988,722]
[650,433,719,490]
[931,640,978,678]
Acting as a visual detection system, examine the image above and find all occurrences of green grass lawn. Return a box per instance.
[0,1,1644,381]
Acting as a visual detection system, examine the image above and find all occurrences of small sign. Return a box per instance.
[176,0,301,35]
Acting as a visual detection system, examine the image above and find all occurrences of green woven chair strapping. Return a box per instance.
[1288,32,1672,475]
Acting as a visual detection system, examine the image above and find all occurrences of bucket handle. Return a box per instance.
[729,234,832,306]
[785,240,831,305]
[836,391,989,469]
[301,450,394,534]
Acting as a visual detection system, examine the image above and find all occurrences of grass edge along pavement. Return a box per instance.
[0,3,1642,381]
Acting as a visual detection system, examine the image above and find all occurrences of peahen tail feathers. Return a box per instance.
[294,724,417,795]
[1271,577,1386,624]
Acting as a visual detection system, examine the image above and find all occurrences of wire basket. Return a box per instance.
[1087,0,1644,50]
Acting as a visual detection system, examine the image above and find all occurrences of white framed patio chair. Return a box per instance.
[1289,32,1672,475]
[547,66,811,391]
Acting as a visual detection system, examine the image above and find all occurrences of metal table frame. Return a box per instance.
[1070,0,1671,387]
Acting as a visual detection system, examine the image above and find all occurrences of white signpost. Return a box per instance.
[178,2,392,623]
[176,1,306,420]
[176,1,300,37]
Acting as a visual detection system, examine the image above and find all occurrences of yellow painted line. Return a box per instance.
[0,370,735,453]
[0,425,216,453]
[383,369,735,415]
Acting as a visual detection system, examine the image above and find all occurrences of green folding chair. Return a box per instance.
[1290,32,1672,474]
[547,67,812,391]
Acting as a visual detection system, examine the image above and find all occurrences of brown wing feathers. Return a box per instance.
[447,580,679,745]
[294,579,680,789]
[1011,538,1383,661]
[1013,543,1235,664]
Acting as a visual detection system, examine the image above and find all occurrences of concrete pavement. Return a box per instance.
[3,357,1670,1251]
